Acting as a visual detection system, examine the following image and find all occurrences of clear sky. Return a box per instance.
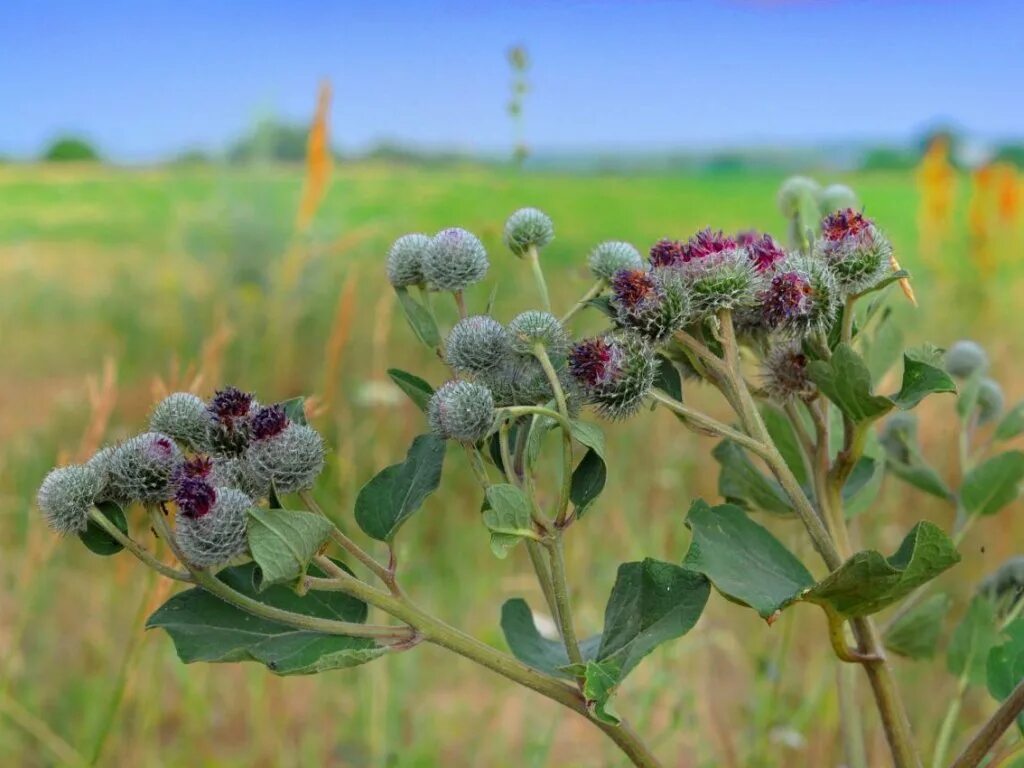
[2,0,1021,161]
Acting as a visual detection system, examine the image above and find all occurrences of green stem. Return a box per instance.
[533,344,574,525]
[526,244,551,312]
[499,405,573,435]
[309,556,662,767]
[561,279,605,324]
[545,536,585,668]
[838,663,869,768]
[453,289,467,319]
[950,675,1024,768]
[649,390,773,462]
[87,507,193,582]
[931,673,969,768]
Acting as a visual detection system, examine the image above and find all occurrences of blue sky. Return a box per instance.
[1,1,1021,161]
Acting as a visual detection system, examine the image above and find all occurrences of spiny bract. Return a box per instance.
[445,315,511,374]
[108,432,183,504]
[150,392,209,451]
[588,241,643,281]
[503,207,554,257]
[568,332,658,420]
[245,422,326,494]
[507,311,570,356]
[387,233,431,288]
[174,486,252,568]
[423,228,489,291]
[37,464,102,535]
[428,380,496,442]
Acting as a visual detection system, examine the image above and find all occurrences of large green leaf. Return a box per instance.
[570,449,607,518]
[146,563,383,676]
[886,458,954,501]
[949,596,1000,686]
[387,368,434,413]
[883,593,950,659]
[395,287,441,348]
[807,344,894,424]
[987,618,1024,731]
[683,500,814,618]
[595,558,709,679]
[482,484,535,558]
[355,434,446,541]
[890,347,957,410]
[580,659,622,724]
[247,507,333,590]
[961,451,1024,517]
[806,522,960,618]
[712,440,794,517]
[995,403,1024,442]
[79,500,128,556]
[499,598,600,679]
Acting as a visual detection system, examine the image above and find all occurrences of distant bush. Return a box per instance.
[993,143,1024,169]
[227,119,310,164]
[860,146,917,171]
[42,136,101,163]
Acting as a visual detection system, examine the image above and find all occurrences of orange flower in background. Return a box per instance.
[994,161,1021,227]
[968,164,997,277]
[296,79,334,233]
[916,136,956,268]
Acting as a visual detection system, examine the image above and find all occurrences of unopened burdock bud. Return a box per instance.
[108,432,183,504]
[609,267,689,342]
[428,380,496,442]
[818,184,859,215]
[588,241,643,281]
[507,311,570,356]
[880,412,919,464]
[482,354,578,412]
[86,445,118,503]
[759,254,839,337]
[944,340,989,379]
[977,378,1005,425]
[762,344,816,402]
[245,423,325,494]
[813,209,892,295]
[777,176,821,217]
[209,455,271,500]
[568,332,658,420]
[423,228,489,291]
[445,315,510,374]
[175,486,251,568]
[387,233,431,288]
[675,230,762,318]
[150,392,209,451]
[503,208,554,257]
[37,464,102,535]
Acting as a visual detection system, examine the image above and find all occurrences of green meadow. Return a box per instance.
[2,163,1023,767]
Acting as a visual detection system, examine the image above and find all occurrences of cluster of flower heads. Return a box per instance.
[36,386,325,569]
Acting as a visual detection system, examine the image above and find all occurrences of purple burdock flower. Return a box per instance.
[251,405,289,441]
[569,337,620,388]
[761,271,814,328]
[738,231,786,272]
[145,435,178,462]
[821,208,871,242]
[208,386,254,425]
[178,455,213,479]
[649,239,686,268]
[684,228,737,261]
[175,476,217,519]
[611,268,657,310]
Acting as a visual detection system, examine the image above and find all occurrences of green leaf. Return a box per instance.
[890,347,957,410]
[961,451,1024,517]
[395,287,441,348]
[581,659,622,724]
[482,484,535,558]
[653,354,683,401]
[79,501,128,556]
[883,593,951,659]
[886,458,954,501]
[275,397,308,426]
[355,434,446,541]
[596,558,709,680]
[949,596,1000,686]
[387,369,434,413]
[146,563,384,676]
[569,420,606,460]
[570,448,607,518]
[842,457,880,505]
[806,522,961,618]
[996,403,1024,442]
[987,618,1024,730]
[712,440,794,517]
[807,343,894,424]
[761,405,810,489]
[857,268,911,298]
[683,500,814,618]
[584,295,614,318]
[247,508,333,590]
[499,598,600,679]
[866,320,904,385]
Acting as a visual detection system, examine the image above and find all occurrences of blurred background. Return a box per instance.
[2,1,1023,766]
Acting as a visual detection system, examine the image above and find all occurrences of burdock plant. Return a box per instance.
[37,193,1024,768]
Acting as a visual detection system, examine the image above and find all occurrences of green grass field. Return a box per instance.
[2,163,1023,767]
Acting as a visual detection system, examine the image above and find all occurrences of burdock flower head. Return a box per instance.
[648,239,687,268]
[37,464,102,535]
[818,184,859,215]
[251,404,288,441]
[428,380,496,442]
[879,412,919,464]
[759,254,839,337]
[507,311,570,356]
[245,420,326,494]
[445,315,511,375]
[175,486,251,568]
[777,176,822,218]
[977,378,1005,426]
[174,474,217,519]
[423,227,489,292]
[737,231,787,273]
[387,233,431,288]
[206,386,257,456]
[150,392,210,451]
[944,340,989,379]
[609,267,689,342]
[763,344,816,402]
[569,332,658,420]
[107,432,183,504]
[674,229,761,318]
[588,241,643,281]
[814,209,892,295]
[503,208,554,257]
